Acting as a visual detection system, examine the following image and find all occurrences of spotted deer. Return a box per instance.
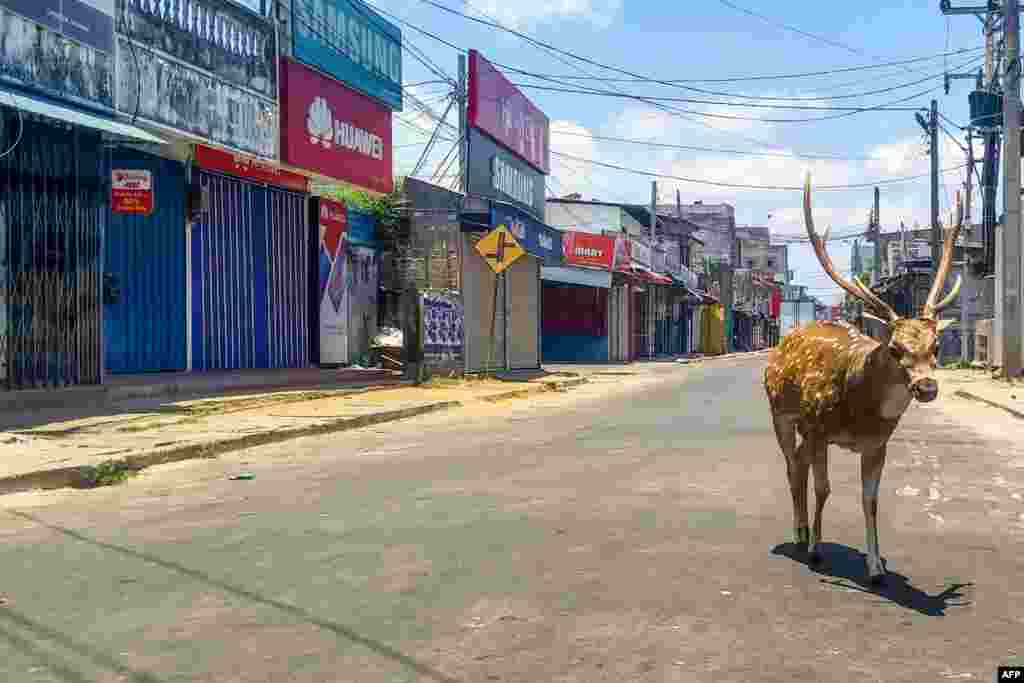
[763,173,962,582]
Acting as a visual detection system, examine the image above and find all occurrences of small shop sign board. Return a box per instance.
[476,224,525,274]
[111,170,154,215]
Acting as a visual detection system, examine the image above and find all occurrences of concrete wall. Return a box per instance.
[545,202,623,234]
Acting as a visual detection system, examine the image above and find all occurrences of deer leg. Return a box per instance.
[808,440,830,563]
[772,414,808,546]
[861,446,888,582]
[790,439,812,547]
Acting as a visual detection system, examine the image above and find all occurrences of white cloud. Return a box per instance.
[468,0,622,29]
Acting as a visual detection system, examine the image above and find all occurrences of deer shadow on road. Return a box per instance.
[771,542,973,617]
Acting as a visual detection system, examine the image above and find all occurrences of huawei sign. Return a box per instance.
[306,97,385,161]
[281,57,393,194]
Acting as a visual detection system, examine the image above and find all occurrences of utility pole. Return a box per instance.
[650,180,657,358]
[1003,0,1022,377]
[930,99,942,273]
[458,54,467,194]
[873,186,882,285]
[965,128,975,224]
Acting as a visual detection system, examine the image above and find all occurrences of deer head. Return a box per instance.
[803,173,963,403]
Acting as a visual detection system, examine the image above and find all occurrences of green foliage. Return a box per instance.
[81,459,138,488]
[317,178,404,244]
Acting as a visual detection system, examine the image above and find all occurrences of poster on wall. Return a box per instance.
[111,169,153,214]
[317,198,349,365]
[348,245,378,359]
[421,292,463,364]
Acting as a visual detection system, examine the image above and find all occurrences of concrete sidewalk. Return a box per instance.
[0,375,588,497]
[938,367,1024,420]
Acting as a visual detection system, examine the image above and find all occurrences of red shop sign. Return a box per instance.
[468,49,550,174]
[111,169,154,215]
[195,144,310,194]
[319,197,348,260]
[280,57,393,194]
[562,231,615,270]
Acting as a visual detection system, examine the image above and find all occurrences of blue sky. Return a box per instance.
[376,0,984,304]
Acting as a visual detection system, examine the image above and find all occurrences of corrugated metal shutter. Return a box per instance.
[190,172,308,371]
[104,150,187,374]
[506,254,539,369]
[1,118,103,389]
[462,233,505,373]
[266,187,309,369]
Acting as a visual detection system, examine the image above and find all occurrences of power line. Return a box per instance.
[547,130,884,161]
[395,0,909,156]
[508,81,933,112]
[491,46,982,84]
[715,0,871,57]
[498,48,983,101]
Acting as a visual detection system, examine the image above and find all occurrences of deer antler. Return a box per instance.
[922,191,964,319]
[803,173,900,322]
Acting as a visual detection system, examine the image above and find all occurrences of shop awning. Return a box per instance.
[630,263,673,285]
[541,265,613,289]
[0,89,166,144]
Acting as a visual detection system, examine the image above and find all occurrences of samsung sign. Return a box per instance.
[291,0,402,111]
[467,128,544,219]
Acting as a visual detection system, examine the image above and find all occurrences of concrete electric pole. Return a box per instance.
[1002,0,1022,377]
[930,99,942,274]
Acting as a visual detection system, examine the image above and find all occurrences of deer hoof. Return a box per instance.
[795,527,810,546]
[869,571,886,586]
[808,547,824,564]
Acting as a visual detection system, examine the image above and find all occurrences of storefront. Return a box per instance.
[542,230,614,363]
[462,202,560,372]
[278,55,393,366]
[189,145,311,371]
[0,0,167,388]
[461,50,553,373]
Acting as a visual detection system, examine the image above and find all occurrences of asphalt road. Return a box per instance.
[1,358,1022,683]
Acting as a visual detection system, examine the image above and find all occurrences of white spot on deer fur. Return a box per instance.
[897,485,921,497]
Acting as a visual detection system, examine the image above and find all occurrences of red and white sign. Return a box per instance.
[111,169,154,214]
[194,144,310,194]
[319,197,348,260]
[468,49,550,175]
[562,231,616,270]
[280,57,393,194]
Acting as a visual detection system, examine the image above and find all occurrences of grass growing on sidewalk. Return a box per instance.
[81,459,139,488]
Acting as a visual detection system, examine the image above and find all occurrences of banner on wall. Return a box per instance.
[562,231,615,270]
[280,57,393,194]
[421,292,463,364]
[467,49,550,174]
[318,197,349,364]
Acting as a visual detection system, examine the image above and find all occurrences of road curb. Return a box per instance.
[676,350,772,365]
[0,377,589,497]
[952,389,1024,421]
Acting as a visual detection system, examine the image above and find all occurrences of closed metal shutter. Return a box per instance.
[1,118,103,389]
[190,172,308,371]
[506,255,539,369]
[104,149,187,374]
[462,233,505,373]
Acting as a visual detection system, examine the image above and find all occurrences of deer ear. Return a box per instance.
[935,318,955,333]
[862,312,890,327]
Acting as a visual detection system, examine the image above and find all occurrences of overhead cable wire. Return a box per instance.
[490,46,983,84]
[714,0,871,57]
[499,49,983,102]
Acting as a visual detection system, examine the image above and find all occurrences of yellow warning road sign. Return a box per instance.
[475,224,525,274]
